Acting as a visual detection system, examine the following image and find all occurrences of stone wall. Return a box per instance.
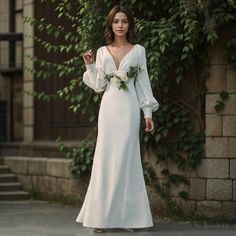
[2,155,174,219]
[142,44,236,221]
[201,45,236,220]
[23,0,34,141]
[3,156,89,205]
[0,0,11,139]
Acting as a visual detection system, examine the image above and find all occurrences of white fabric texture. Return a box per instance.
[76,44,159,228]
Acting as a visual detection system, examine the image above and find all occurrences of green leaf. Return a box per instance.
[155,134,161,142]
[162,129,168,137]
[178,191,189,200]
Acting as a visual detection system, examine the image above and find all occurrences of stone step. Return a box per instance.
[0,182,22,191]
[0,165,10,174]
[0,191,30,200]
[0,173,17,183]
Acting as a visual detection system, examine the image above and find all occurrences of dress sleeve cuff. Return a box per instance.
[142,107,152,119]
[85,63,95,71]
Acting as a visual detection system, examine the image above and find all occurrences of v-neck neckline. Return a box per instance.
[105,44,137,70]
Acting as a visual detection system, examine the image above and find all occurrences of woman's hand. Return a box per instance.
[144,118,154,132]
[83,49,94,65]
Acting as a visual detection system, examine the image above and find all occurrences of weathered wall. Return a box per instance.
[201,45,236,219]
[3,156,89,205]
[23,0,34,141]
[142,44,236,221]
[0,0,10,140]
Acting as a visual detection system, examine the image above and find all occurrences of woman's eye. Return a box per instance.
[113,20,128,24]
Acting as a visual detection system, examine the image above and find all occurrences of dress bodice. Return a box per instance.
[82,44,159,119]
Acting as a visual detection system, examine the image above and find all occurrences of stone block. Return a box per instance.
[27,157,47,175]
[206,94,236,115]
[207,179,232,200]
[230,159,236,178]
[23,3,34,48]
[32,175,58,198]
[223,116,236,136]
[206,94,218,114]
[171,197,196,216]
[190,169,198,178]
[58,177,88,200]
[46,158,73,178]
[205,137,228,158]
[0,1,10,17]
[197,158,229,178]
[23,81,33,107]
[32,175,47,194]
[222,201,236,220]
[4,157,28,174]
[229,138,236,158]
[169,182,186,198]
[16,42,23,67]
[15,13,23,33]
[226,67,236,92]
[209,45,227,65]
[17,174,32,191]
[145,148,198,177]
[154,161,184,178]
[23,0,34,5]
[16,0,23,10]
[23,48,34,82]
[205,114,222,136]
[23,107,34,126]
[206,65,226,93]
[223,94,236,114]
[45,176,59,198]
[23,126,34,141]
[0,22,9,33]
[147,185,166,210]
[233,180,236,201]
[196,200,222,218]
[0,46,9,65]
[189,178,206,200]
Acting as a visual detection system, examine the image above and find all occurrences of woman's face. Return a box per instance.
[112,11,129,38]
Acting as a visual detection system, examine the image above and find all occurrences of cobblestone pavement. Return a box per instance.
[0,200,236,236]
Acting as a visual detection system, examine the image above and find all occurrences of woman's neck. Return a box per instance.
[112,37,130,47]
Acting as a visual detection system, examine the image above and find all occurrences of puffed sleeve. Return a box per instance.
[82,48,107,93]
[135,46,159,118]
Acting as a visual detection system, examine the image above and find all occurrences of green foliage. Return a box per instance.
[178,191,189,200]
[57,137,95,179]
[225,37,236,66]
[25,0,236,211]
[215,90,230,112]
[143,162,156,186]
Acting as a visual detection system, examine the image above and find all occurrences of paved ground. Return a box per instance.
[0,200,236,236]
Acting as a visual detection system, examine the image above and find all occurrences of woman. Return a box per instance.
[76,5,159,233]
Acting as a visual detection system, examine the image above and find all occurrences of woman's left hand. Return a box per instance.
[144,118,154,132]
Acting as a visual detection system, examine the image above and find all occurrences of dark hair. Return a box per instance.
[104,5,135,45]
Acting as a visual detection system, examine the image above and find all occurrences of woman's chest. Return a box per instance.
[102,47,140,72]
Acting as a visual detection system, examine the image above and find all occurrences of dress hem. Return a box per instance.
[75,220,154,228]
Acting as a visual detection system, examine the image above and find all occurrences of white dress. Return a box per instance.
[76,44,159,228]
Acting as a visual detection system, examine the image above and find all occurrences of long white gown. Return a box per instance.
[76,44,159,228]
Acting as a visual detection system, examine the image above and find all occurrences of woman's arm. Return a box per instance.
[135,46,159,118]
[82,48,107,93]
[135,46,159,132]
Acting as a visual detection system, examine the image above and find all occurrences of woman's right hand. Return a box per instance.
[83,49,94,65]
